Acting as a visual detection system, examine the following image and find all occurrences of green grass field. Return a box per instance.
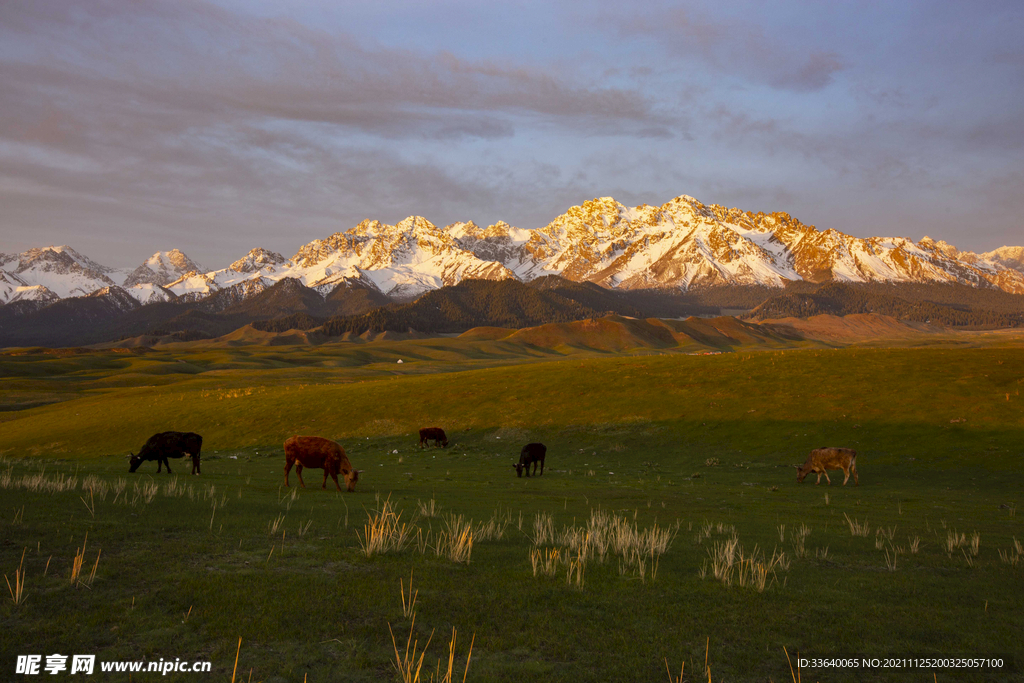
[1,341,1023,681]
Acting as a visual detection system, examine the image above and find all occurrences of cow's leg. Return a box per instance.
[814,472,821,484]
[539,459,544,476]
[852,462,859,486]
[295,463,306,488]
[284,458,293,486]
[322,468,329,489]
[164,458,171,474]
[330,472,342,492]
[842,468,850,485]
[823,471,832,485]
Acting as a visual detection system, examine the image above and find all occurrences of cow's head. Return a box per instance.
[513,462,523,478]
[441,438,449,448]
[343,469,360,492]
[795,464,808,483]
[128,452,143,473]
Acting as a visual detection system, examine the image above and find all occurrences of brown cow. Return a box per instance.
[796,447,858,486]
[419,427,449,448]
[284,436,360,492]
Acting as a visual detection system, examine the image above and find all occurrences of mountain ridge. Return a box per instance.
[4,195,1023,310]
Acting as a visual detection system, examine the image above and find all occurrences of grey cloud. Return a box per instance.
[0,0,670,144]
[616,7,846,92]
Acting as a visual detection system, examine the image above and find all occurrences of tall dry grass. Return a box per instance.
[418,498,440,518]
[791,524,811,559]
[69,533,101,588]
[400,569,418,619]
[388,616,474,683]
[528,509,677,586]
[434,514,474,564]
[5,548,27,606]
[843,514,870,537]
[358,496,414,557]
[998,537,1022,567]
[945,530,967,555]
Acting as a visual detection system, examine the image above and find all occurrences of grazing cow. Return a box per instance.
[796,447,858,486]
[128,432,203,475]
[419,427,449,449]
[284,436,360,492]
[513,443,546,478]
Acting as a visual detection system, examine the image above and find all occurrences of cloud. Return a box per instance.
[0,0,670,144]
[616,6,845,92]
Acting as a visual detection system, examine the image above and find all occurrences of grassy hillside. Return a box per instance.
[1,345,1023,681]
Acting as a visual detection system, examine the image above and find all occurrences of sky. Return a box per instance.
[1,0,1022,269]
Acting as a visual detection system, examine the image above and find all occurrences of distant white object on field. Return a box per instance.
[397,359,403,364]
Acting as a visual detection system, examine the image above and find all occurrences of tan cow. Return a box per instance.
[284,436,360,492]
[796,447,858,486]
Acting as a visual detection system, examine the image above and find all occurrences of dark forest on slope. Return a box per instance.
[747,281,1024,328]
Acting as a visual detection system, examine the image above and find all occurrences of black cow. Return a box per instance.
[513,443,546,478]
[128,432,203,475]
[419,427,449,448]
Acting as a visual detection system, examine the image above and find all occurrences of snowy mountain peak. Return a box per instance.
[918,236,961,259]
[123,249,202,288]
[4,245,118,298]
[229,248,287,273]
[980,245,1024,271]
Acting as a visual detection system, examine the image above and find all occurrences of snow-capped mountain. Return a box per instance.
[980,246,1024,273]
[450,196,1024,293]
[159,218,516,301]
[123,249,202,287]
[0,246,178,305]
[2,246,121,298]
[4,195,1023,313]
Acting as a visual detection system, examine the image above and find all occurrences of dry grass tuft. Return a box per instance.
[417,498,440,518]
[81,475,110,500]
[883,545,900,572]
[530,547,561,577]
[473,511,510,542]
[388,616,474,683]
[2,468,79,494]
[532,512,555,546]
[791,524,811,559]
[69,533,101,588]
[434,514,474,564]
[945,530,967,555]
[528,509,677,586]
[843,514,870,537]
[5,548,27,606]
[701,537,787,591]
[389,615,433,683]
[359,497,414,557]
[400,569,418,619]
[268,514,286,536]
[998,537,1022,567]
